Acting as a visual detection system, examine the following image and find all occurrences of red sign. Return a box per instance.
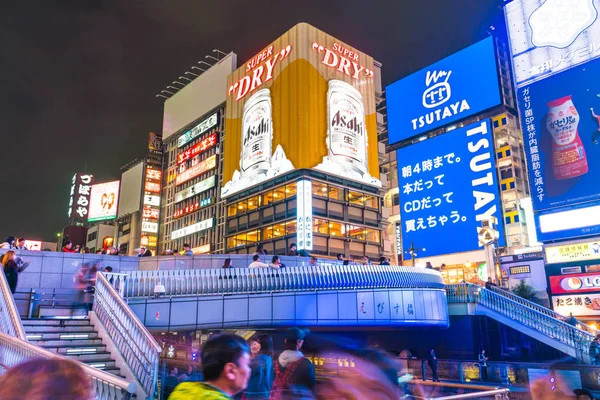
[177,133,217,164]
[145,182,161,193]
[228,45,292,101]
[312,42,373,80]
[143,208,159,220]
[146,169,162,180]
[173,202,201,219]
[550,272,600,295]
[175,155,217,185]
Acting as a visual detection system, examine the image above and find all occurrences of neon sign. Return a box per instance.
[145,181,161,193]
[146,169,162,180]
[143,208,159,220]
[175,155,217,185]
[312,42,373,80]
[173,197,212,219]
[177,133,217,164]
[228,45,292,101]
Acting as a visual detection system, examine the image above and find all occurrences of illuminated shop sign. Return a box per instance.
[228,45,292,101]
[173,198,212,219]
[141,235,158,247]
[142,221,159,233]
[174,175,216,203]
[505,0,600,87]
[145,182,161,193]
[143,208,159,220]
[546,241,600,264]
[553,293,600,317]
[88,181,120,222]
[311,42,374,79]
[192,244,211,254]
[175,155,217,185]
[68,173,94,219]
[146,169,162,180]
[177,133,217,164]
[177,113,219,148]
[144,195,161,207]
[550,272,600,295]
[296,180,313,250]
[171,218,214,240]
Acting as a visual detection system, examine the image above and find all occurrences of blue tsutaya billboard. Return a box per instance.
[387,37,501,144]
[398,120,504,258]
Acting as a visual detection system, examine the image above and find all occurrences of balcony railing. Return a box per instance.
[0,332,136,399]
[93,273,162,397]
[0,269,26,340]
[108,265,445,299]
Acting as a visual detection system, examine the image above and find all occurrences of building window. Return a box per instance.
[228,204,237,217]
[285,183,297,198]
[346,224,365,241]
[347,190,363,205]
[272,186,286,202]
[247,195,260,211]
[312,182,328,198]
[313,218,329,234]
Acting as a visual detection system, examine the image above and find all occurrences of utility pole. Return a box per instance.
[406,242,425,267]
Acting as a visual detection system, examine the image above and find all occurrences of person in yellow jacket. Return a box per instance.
[169,334,251,400]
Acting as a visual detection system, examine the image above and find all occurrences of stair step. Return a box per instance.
[46,344,107,355]
[98,367,123,376]
[24,325,95,333]
[61,351,113,362]
[31,338,104,347]
[21,318,90,326]
[25,331,98,340]
[83,359,117,369]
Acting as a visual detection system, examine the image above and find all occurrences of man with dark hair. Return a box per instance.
[271,328,316,398]
[288,243,298,256]
[248,254,269,268]
[182,244,194,256]
[62,241,77,253]
[169,333,251,399]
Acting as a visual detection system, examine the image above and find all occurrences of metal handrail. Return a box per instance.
[447,284,595,357]
[431,389,510,399]
[0,332,136,399]
[0,266,26,340]
[115,265,445,298]
[93,272,161,397]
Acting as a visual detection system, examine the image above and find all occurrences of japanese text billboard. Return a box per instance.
[386,37,501,144]
[67,173,94,219]
[221,23,381,197]
[553,293,600,316]
[505,0,600,87]
[88,181,120,222]
[550,272,600,295]
[397,120,505,258]
[517,58,600,233]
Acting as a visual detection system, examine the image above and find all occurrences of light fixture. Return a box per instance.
[321,187,327,192]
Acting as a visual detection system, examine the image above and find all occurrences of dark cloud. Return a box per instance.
[0,0,501,241]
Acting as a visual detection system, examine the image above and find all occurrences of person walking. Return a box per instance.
[427,349,440,382]
[2,251,20,294]
[271,328,316,399]
[485,277,497,290]
[567,312,578,327]
[182,244,194,256]
[242,335,274,399]
[590,335,600,365]
[478,349,489,381]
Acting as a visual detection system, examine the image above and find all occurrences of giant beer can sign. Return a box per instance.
[240,89,273,177]
[327,80,369,176]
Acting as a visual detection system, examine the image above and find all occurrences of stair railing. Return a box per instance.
[0,332,136,399]
[447,283,595,358]
[0,268,26,340]
[93,272,161,397]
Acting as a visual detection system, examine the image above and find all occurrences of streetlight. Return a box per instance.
[56,233,62,251]
[405,242,426,267]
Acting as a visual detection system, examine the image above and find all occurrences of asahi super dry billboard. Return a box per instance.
[222,23,381,197]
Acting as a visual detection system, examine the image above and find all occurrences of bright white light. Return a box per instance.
[539,205,600,233]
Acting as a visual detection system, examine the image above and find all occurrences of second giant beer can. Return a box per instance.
[240,89,273,178]
[326,80,369,176]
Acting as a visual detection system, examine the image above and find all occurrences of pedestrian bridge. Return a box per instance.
[106,265,449,331]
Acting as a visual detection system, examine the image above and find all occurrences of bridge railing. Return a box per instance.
[446,283,595,359]
[94,273,162,397]
[0,332,136,399]
[106,265,445,299]
[0,268,26,340]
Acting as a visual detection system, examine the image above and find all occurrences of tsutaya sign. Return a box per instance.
[222,23,381,198]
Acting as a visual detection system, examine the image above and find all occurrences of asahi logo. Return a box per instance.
[243,118,269,146]
[331,110,364,136]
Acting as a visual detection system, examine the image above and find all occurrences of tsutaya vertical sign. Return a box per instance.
[68,173,94,219]
[296,180,313,250]
[222,23,381,198]
[142,132,163,253]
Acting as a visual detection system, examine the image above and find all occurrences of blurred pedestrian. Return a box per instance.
[14,237,27,250]
[478,349,489,381]
[249,255,269,269]
[309,256,318,266]
[485,277,497,290]
[82,247,91,254]
[362,256,372,266]
[182,244,194,256]
[336,253,344,262]
[143,249,153,257]
[427,349,439,382]
[0,236,16,249]
[271,328,315,398]
[567,312,578,327]
[0,358,92,400]
[270,255,284,268]
[2,251,20,294]
[590,335,600,365]
[379,256,390,266]
[164,366,179,398]
[62,241,77,253]
[254,244,267,256]
[222,258,233,268]
[288,243,298,256]
[425,262,434,269]
[242,334,274,399]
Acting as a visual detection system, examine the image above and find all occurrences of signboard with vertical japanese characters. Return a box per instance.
[397,120,504,258]
[68,173,94,219]
[296,180,313,251]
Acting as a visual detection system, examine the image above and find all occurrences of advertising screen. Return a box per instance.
[221,23,381,198]
[517,58,600,222]
[545,240,600,263]
[550,272,600,295]
[552,293,600,316]
[386,37,501,144]
[505,0,600,87]
[176,155,217,185]
[88,181,120,222]
[397,120,505,258]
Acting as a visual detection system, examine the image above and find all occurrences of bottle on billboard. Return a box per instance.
[546,96,588,180]
[326,80,369,176]
[240,89,273,178]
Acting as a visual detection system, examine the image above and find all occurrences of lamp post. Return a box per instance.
[405,242,426,267]
[56,233,62,251]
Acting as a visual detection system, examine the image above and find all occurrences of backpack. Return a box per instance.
[270,359,303,400]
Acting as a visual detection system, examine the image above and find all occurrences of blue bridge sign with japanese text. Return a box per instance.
[397,119,505,258]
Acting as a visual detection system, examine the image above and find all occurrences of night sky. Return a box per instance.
[0,0,503,242]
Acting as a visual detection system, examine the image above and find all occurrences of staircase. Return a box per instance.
[22,318,123,376]
[447,283,595,362]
